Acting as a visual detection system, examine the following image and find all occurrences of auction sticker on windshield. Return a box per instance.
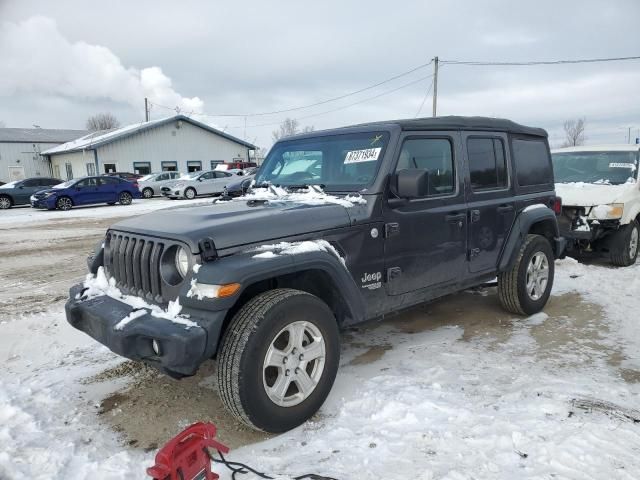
[344,147,382,164]
[609,163,637,169]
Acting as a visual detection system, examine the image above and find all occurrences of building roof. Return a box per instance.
[42,115,256,156]
[0,127,89,144]
[355,116,548,137]
[551,144,640,153]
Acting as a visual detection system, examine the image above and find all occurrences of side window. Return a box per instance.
[467,138,507,191]
[200,172,214,180]
[396,138,455,196]
[22,179,40,187]
[157,174,168,181]
[512,138,553,187]
[77,178,98,187]
[99,177,119,185]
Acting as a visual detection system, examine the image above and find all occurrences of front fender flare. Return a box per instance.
[184,249,366,324]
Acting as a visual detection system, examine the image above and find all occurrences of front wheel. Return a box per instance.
[56,196,73,211]
[118,191,133,205]
[217,289,340,433]
[142,187,154,199]
[498,234,554,315]
[184,187,196,200]
[610,220,639,267]
[0,195,11,209]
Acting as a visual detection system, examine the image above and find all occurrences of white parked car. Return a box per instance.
[160,170,236,199]
[551,144,640,266]
[138,172,183,198]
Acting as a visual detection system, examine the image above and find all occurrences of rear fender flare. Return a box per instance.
[498,207,561,271]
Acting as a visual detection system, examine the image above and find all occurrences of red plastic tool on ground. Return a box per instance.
[147,422,229,480]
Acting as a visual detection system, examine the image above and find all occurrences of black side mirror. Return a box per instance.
[395,169,430,198]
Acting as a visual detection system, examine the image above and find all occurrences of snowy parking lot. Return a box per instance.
[1,200,640,479]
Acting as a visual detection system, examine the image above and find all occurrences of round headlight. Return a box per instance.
[175,247,189,278]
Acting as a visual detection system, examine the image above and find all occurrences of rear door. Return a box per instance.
[97,177,120,202]
[383,132,468,295]
[463,132,516,273]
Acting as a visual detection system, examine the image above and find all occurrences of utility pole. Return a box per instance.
[144,97,150,122]
[432,56,439,118]
[628,126,632,144]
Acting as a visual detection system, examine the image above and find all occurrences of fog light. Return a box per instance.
[152,339,161,356]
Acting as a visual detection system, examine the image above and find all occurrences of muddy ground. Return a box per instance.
[1,211,634,452]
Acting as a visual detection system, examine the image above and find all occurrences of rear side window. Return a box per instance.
[512,138,552,187]
[467,138,507,191]
[100,177,120,185]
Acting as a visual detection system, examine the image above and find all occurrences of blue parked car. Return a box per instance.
[30,175,142,211]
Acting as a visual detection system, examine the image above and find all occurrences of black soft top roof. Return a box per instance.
[353,116,548,138]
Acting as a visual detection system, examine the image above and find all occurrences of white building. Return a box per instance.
[42,115,256,180]
[0,127,88,183]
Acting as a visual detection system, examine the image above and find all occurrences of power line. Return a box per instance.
[149,59,434,118]
[414,78,434,118]
[229,72,436,130]
[441,55,640,66]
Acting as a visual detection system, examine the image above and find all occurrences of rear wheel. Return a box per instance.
[610,220,639,267]
[56,196,73,211]
[184,187,196,199]
[0,195,11,209]
[498,234,554,315]
[217,289,340,433]
[142,187,154,199]
[118,191,133,205]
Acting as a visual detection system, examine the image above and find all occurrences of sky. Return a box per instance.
[0,0,639,150]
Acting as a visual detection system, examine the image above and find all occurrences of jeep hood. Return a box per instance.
[555,182,636,207]
[110,200,354,252]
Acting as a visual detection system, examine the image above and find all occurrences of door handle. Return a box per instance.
[445,213,466,223]
[497,205,514,214]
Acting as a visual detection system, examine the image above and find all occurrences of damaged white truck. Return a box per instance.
[552,144,640,266]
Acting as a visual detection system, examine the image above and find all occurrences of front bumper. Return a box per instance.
[30,195,55,209]
[65,284,227,378]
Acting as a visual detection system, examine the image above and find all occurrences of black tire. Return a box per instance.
[610,220,639,267]
[118,191,133,205]
[498,234,554,316]
[142,187,154,199]
[217,289,340,433]
[56,196,73,211]
[184,187,196,200]
[0,195,12,209]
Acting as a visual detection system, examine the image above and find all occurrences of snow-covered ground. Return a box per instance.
[1,205,639,479]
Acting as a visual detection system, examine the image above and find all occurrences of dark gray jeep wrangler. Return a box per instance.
[66,116,565,433]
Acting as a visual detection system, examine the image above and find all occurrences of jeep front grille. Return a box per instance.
[105,232,166,302]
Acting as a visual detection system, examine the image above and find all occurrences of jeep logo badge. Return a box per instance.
[361,271,382,290]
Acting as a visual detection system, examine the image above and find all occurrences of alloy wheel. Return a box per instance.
[120,192,132,205]
[526,251,549,301]
[57,197,72,210]
[630,226,639,259]
[0,197,10,209]
[262,321,326,407]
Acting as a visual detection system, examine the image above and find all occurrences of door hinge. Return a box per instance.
[387,267,402,281]
[470,209,481,223]
[385,222,400,237]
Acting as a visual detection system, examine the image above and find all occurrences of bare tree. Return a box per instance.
[86,112,121,131]
[562,118,586,147]
[272,118,314,142]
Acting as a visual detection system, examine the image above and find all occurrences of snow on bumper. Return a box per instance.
[65,283,226,378]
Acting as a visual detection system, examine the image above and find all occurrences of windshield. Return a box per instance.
[139,174,154,182]
[180,172,201,180]
[2,181,19,188]
[255,131,390,191]
[53,180,75,189]
[552,151,639,185]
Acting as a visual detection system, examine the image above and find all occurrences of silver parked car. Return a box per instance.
[160,170,236,199]
[138,172,183,198]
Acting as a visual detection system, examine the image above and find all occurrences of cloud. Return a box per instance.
[0,16,203,114]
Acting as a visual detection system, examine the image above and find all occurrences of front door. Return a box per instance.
[384,134,468,296]
[463,133,516,273]
[74,177,101,205]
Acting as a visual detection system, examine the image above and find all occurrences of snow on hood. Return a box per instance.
[555,181,636,207]
[80,267,197,330]
[237,184,367,208]
[251,239,346,266]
